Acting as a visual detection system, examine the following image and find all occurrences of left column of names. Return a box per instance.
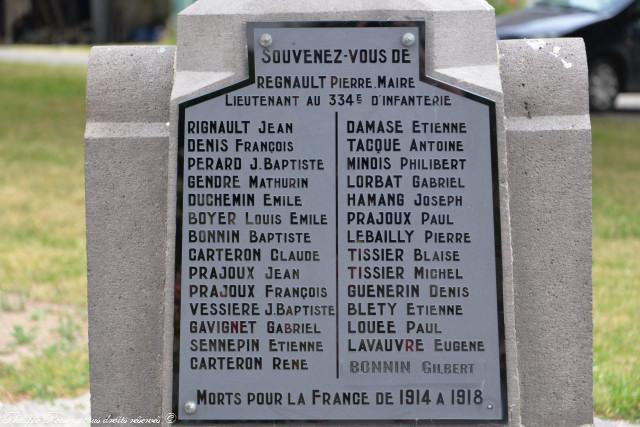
[180,97,338,399]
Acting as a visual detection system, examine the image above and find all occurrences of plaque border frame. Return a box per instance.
[172,20,508,424]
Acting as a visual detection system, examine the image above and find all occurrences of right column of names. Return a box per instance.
[339,96,493,400]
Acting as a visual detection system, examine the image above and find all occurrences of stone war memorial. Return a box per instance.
[84,1,592,426]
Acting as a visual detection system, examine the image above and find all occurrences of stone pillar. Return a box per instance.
[85,45,175,421]
[499,38,593,427]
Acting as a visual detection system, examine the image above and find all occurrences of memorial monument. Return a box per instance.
[85,1,592,426]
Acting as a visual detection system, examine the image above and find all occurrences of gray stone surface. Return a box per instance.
[176,0,497,74]
[499,38,593,427]
[163,1,520,426]
[87,46,174,123]
[85,46,175,423]
[83,2,592,427]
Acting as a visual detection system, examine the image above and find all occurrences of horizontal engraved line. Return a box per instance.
[84,122,169,140]
[506,114,591,132]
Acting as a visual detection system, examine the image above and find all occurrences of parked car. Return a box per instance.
[497,0,640,111]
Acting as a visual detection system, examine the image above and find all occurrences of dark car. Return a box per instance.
[497,0,640,111]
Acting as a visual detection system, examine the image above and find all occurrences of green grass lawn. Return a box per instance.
[0,62,638,420]
[0,63,88,400]
[0,63,87,306]
[592,115,640,421]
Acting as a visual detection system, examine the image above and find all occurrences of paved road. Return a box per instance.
[0,46,89,66]
[597,419,640,427]
[615,94,640,112]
